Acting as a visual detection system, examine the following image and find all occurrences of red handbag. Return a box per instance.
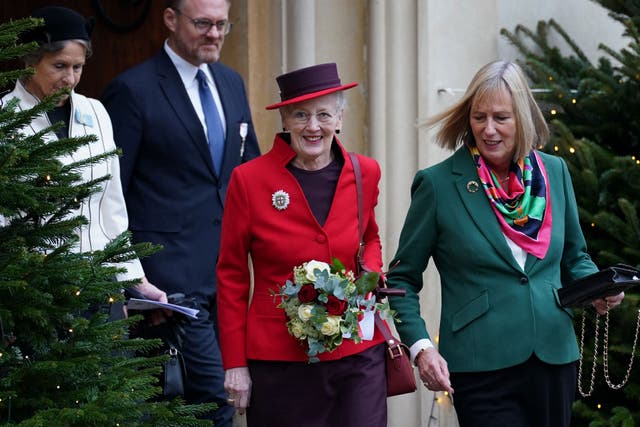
[375,314,417,396]
[350,153,417,397]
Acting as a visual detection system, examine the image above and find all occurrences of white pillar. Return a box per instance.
[368,0,388,258]
[284,0,316,70]
[383,0,419,261]
[368,0,458,425]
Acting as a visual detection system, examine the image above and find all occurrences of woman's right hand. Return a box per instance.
[224,367,252,414]
[416,347,454,394]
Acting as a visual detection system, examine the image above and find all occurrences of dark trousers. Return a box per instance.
[247,344,387,427]
[451,355,577,427]
[182,295,233,426]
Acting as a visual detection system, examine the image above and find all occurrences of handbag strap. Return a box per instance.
[374,313,392,342]
[577,305,640,397]
[349,153,405,299]
[375,313,406,358]
[352,154,392,346]
[349,152,365,269]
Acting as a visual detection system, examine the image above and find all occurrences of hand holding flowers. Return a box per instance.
[275,258,394,362]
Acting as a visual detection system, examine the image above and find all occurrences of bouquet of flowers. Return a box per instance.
[274,258,394,362]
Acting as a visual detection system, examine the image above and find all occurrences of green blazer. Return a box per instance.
[387,146,598,373]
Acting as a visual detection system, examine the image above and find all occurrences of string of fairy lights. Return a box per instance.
[0,289,124,421]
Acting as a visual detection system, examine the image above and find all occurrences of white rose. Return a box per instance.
[304,260,331,282]
[320,316,341,336]
[289,319,307,339]
[298,304,314,321]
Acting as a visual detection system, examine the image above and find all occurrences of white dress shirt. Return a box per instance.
[163,41,227,138]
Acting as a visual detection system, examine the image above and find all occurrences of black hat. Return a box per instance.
[25,6,94,44]
[266,63,358,110]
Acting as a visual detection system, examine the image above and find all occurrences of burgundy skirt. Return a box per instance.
[246,343,387,427]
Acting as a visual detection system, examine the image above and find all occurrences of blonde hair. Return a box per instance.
[427,60,549,161]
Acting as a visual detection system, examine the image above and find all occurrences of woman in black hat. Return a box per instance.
[1,6,165,301]
[217,63,389,426]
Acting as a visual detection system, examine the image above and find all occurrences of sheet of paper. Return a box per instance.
[359,310,375,340]
[127,298,199,319]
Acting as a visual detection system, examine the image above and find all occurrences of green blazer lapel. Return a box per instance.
[524,252,538,273]
[452,147,523,272]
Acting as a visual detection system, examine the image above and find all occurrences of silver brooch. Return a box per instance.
[466,180,479,193]
[272,189,290,210]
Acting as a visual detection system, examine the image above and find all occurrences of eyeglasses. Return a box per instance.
[289,110,337,125]
[173,8,232,35]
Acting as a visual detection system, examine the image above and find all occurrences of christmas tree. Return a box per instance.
[502,2,640,424]
[0,17,213,426]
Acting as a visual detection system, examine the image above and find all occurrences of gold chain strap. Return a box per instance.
[603,306,640,389]
[577,304,640,397]
[577,308,600,397]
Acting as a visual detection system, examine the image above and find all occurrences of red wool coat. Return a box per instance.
[217,134,385,369]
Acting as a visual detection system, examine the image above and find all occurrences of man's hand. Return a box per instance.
[123,277,169,324]
[135,276,168,302]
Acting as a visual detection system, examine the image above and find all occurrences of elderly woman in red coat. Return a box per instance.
[217,63,387,426]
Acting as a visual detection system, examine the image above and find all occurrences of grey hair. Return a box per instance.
[279,91,346,118]
[23,39,92,66]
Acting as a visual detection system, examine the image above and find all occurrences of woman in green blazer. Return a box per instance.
[386,60,624,427]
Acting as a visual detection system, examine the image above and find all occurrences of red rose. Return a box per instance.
[298,284,318,303]
[326,295,348,316]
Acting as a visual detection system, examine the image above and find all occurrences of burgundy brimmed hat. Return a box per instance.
[265,63,358,110]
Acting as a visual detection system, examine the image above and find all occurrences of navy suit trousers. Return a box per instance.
[184,296,234,426]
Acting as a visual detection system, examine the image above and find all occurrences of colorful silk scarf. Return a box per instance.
[470,146,552,259]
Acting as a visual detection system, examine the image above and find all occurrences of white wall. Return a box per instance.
[497,0,626,62]
[420,0,625,140]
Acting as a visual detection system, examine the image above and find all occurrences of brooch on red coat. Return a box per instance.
[272,189,290,210]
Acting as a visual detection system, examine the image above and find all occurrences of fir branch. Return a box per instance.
[548,19,591,63]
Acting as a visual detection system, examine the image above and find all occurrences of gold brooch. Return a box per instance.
[466,180,479,193]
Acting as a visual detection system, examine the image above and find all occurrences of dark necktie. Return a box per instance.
[196,69,225,174]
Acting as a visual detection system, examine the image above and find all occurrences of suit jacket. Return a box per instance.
[102,49,260,300]
[217,134,385,368]
[387,145,598,373]
[1,80,144,281]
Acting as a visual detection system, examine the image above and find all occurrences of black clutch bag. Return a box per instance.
[558,264,640,308]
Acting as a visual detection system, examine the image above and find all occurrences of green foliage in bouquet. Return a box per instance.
[275,258,394,363]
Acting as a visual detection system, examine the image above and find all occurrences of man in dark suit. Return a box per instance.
[102,0,260,424]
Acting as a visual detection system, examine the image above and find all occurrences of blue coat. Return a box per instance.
[103,50,260,301]
[387,146,598,372]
